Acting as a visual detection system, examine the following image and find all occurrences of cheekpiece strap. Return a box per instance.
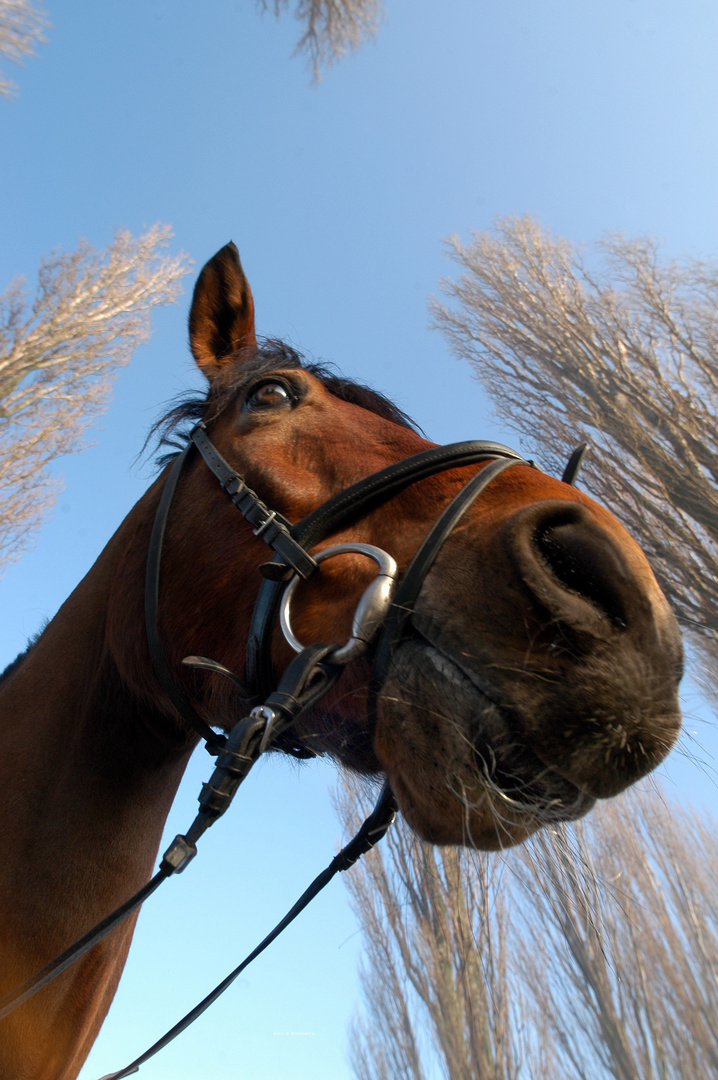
[191,424,318,581]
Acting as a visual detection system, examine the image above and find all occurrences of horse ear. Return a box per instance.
[189,242,257,378]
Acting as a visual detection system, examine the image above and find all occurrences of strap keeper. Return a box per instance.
[272,532,318,580]
[232,489,257,515]
[259,560,294,582]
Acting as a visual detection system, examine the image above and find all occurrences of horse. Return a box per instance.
[0,243,682,1079]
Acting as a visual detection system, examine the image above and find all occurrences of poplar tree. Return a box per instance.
[342,781,718,1080]
[432,214,718,696]
[258,0,382,77]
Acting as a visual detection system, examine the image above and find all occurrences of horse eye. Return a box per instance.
[244,381,292,411]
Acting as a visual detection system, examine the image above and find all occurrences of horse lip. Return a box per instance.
[409,616,508,710]
[408,618,594,819]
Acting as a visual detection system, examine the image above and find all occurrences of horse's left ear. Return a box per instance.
[189,242,257,379]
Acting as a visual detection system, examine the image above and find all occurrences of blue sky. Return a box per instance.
[2,1,718,1077]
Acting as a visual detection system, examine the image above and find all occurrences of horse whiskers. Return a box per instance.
[428,705,587,826]
[379,686,585,824]
[469,756,583,826]
[449,773,526,850]
[452,649,563,688]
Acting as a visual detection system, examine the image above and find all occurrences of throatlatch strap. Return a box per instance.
[145,444,226,751]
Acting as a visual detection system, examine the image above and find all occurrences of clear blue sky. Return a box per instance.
[2,1,718,1077]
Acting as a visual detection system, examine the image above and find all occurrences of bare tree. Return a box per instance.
[1,0,381,91]
[258,0,382,78]
[431,215,718,696]
[0,0,47,99]
[342,774,718,1079]
[514,788,718,1080]
[344,220,718,1078]
[337,777,544,1080]
[0,224,190,574]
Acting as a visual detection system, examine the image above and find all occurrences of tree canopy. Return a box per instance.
[0,0,382,95]
[260,0,382,78]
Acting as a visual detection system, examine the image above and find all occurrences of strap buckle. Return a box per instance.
[253,510,279,537]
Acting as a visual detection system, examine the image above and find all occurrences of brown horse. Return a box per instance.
[0,244,682,1079]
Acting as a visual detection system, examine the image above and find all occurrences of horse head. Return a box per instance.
[111,243,682,849]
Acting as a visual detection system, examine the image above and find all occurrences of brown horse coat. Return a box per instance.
[0,244,682,1079]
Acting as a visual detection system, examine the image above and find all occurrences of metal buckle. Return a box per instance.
[253,510,278,537]
[250,703,280,753]
[279,543,398,665]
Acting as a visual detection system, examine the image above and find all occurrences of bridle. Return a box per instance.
[0,414,587,1077]
[146,422,534,756]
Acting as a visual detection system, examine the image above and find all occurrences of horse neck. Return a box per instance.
[0,484,193,945]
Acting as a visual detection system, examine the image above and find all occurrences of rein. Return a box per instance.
[0,420,587,1076]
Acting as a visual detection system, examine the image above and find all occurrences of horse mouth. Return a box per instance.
[391,625,596,829]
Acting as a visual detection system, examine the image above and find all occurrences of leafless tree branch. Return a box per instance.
[0,0,48,99]
[514,788,718,1079]
[257,0,382,79]
[0,224,191,574]
[341,774,718,1078]
[337,775,543,1080]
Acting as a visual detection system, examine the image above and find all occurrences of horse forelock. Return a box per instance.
[150,340,418,467]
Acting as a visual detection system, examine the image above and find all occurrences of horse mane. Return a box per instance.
[0,653,28,685]
[151,340,418,465]
[0,624,47,685]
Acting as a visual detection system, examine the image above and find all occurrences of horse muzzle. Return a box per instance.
[371,497,682,845]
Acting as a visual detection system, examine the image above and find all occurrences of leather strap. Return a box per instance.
[98,783,397,1080]
[191,425,318,580]
[0,872,167,1022]
[145,444,227,751]
[292,440,525,551]
[561,442,589,485]
[368,456,522,722]
[245,441,528,700]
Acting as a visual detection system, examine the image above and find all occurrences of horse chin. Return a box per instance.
[374,636,595,849]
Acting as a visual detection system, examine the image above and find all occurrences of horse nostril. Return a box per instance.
[533,516,628,630]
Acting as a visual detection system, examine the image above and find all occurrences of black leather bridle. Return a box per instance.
[0,416,587,1078]
[145,422,533,756]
